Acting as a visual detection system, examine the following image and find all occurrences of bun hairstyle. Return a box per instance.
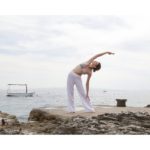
[93,62,101,72]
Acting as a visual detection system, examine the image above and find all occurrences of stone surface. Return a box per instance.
[27,110,150,135]
[146,105,150,108]
[1,108,150,135]
[0,111,20,134]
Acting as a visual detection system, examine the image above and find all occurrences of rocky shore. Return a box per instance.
[0,111,20,134]
[1,106,150,135]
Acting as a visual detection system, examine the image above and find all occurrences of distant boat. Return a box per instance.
[103,90,107,93]
[6,84,34,97]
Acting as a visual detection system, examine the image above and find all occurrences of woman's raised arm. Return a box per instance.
[86,51,115,64]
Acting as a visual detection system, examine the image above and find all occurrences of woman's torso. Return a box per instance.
[72,62,92,76]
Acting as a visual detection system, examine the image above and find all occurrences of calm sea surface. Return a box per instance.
[0,88,150,122]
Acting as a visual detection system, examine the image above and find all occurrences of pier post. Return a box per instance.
[116,99,127,107]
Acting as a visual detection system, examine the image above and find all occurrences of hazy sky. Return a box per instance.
[0,15,150,90]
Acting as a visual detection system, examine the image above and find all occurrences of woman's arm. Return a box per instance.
[86,73,92,99]
[86,51,115,64]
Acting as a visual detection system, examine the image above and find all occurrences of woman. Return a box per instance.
[67,51,114,113]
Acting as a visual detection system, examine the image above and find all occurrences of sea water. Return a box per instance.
[0,88,150,122]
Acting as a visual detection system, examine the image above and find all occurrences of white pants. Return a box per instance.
[67,71,95,112]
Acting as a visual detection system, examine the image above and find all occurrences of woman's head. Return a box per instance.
[90,61,101,72]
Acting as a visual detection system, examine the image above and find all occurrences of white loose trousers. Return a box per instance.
[67,71,95,112]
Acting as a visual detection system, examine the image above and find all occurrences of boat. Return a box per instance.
[103,90,107,93]
[6,84,34,97]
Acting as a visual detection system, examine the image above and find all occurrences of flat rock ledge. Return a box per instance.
[146,104,150,108]
[1,108,150,135]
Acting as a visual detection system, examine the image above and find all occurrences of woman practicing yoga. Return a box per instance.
[67,51,115,113]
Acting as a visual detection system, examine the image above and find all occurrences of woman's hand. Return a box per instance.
[86,95,90,101]
[107,52,115,55]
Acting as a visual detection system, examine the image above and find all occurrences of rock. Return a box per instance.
[7,115,17,120]
[128,131,138,135]
[145,130,150,134]
[0,111,19,126]
[86,128,100,134]
[146,105,150,107]
[98,120,107,125]
[28,109,63,122]
[2,110,150,135]
[99,116,117,121]
[107,131,118,134]
[36,111,150,134]
[127,125,144,132]
[141,122,150,128]
[0,128,6,134]
[52,126,79,134]
[0,111,21,135]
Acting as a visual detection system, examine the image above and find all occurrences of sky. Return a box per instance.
[0,15,150,90]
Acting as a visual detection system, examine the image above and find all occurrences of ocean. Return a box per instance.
[0,88,150,122]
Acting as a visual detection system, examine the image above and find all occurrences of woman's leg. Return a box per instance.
[67,73,75,112]
[75,77,95,112]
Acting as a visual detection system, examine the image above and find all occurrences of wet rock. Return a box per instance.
[28,109,63,122]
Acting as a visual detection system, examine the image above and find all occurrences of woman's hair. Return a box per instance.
[93,62,101,72]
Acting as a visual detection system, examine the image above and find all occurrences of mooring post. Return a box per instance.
[116,99,127,107]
